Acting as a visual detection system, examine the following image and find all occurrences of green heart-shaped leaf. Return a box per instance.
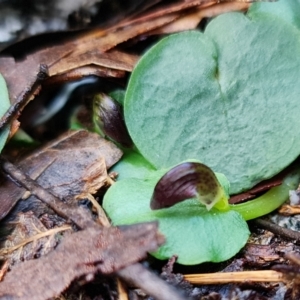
[0,74,10,152]
[248,0,300,30]
[103,172,249,265]
[125,12,300,194]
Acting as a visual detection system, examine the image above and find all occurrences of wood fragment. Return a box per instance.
[0,261,8,282]
[0,223,164,300]
[0,223,71,258]
[118,263,189,300]
[184,270,284,285]
[278,204,300,216]
[253,218,300,242]
[0,157,95,229]
[0,61,48,131]
[242,243,281,267]
[117,279,129,300]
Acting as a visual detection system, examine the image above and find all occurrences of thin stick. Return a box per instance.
[184,270,284,285]
[253,218,300,242]
[117,279,129,300]
[0,157,95,229]
[118,263,189,300]
[0,225,71,256]
[76,193,110,227]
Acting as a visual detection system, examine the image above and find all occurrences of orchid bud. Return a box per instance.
[93,93,132,147]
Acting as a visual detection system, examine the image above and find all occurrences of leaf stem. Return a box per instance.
[230,168,300,221]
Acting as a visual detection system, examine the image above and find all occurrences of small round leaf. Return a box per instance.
[103,173,249,265]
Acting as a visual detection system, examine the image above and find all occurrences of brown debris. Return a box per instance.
[45,64,126,85]
[118,263,189,300]
[0,59,48,132]
[272,252,300,299]
[230,177,283,204]
[0,222,164,300]
[0,130,122,221]
[253,218,300,243]
[0,212,70,267]
[243,244,281,267]
[48,49,139,77]
[0,0,248,140]
[184,270,283,285]
[150,2,250,35]
[279,204,300,216]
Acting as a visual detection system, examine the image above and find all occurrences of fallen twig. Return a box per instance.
[253,218,300,242]
[0,156,95,229]
[184,270,284,285]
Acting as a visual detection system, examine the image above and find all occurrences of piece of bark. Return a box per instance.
[118,263,189,300]
[0,222,164,300]
[0,58,48,132]
[0,130,122,220]
[1,157,96,229]
[229,176,283,204]
[279,204,300,216]
[243,244,281,267]
[45,65,126,85]
[0,211,66,267]
[253,218,300,243]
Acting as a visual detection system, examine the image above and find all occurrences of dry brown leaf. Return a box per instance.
[0,222,164,300]
[45,65,126,85]
[49,49,139,77]
[0,1,214,130]
[0,0,247,137]
[150,2,250,34]
[0,130,122,220]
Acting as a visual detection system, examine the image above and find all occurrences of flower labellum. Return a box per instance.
[150,162,229,211]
